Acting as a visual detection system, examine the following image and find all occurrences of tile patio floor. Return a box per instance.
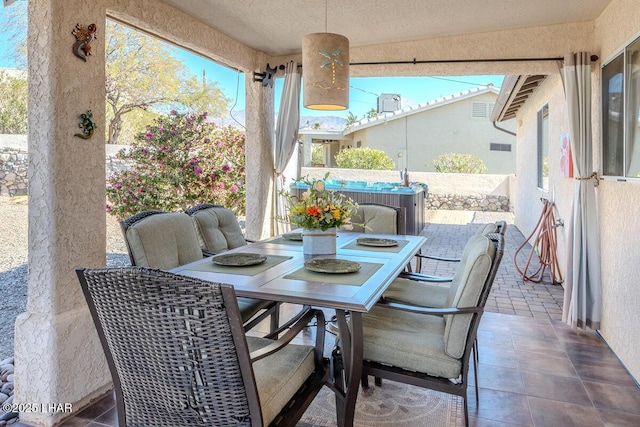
[12,211,640,426]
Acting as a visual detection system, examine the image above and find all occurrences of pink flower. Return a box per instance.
[230,184,239,193]
[194,166,203,175]
[222,164,231,172]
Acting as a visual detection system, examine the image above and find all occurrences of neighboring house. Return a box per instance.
[342,86,516,173]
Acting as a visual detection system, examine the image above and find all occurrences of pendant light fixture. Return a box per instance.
[302,0,349,110]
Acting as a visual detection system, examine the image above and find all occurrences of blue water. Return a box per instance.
[290,179,426,194]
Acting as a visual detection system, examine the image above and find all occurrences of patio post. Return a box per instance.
[13,1,112,425]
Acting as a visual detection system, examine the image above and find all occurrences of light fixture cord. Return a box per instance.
[324,0,328,32]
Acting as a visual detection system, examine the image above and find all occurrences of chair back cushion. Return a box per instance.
[190,206,246,253]
[476,222,498,235]
[443,234,495,358]
[348,204,398,234]
[124,212,203,269]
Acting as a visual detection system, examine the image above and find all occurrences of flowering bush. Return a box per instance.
[106,111,245,219]
[281,174,358,231]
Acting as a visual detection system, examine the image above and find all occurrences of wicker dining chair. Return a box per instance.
[120,210,279,334]
[333,233,505,427]
[76,267,329,427]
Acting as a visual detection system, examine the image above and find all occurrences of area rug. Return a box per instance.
[298,379,463,427]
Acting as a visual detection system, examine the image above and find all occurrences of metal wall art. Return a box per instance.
[75,110,96,139]
[71,23,97,62]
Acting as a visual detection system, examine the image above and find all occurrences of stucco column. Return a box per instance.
[14,1,111,425]
[244,71,275,240]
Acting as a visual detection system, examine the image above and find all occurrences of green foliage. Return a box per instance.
[105,20,230,144]
[432,153,487,174]
[366,108,378,119]
[311,144,324,165]
[334,147,395,170]
[106,111,246,219]
[345,111,360,126]
[0,71,27,134]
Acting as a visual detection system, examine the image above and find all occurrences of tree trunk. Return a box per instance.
[108,113,123,144]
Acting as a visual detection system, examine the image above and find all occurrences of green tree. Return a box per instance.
[334,147,395,170]
[432,153,487,174]
[0,71,27,134]
[105,20,230,145]
[345,111,360,126]
[311,143,324,165]
[106,111,246,219]
[366,108,378,119]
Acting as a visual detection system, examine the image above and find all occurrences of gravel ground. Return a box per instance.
[0,196,130,361]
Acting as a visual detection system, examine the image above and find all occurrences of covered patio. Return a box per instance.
[11,0,640,426]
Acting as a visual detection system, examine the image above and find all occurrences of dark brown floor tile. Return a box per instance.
[73,392,115,420]
[572,358,639,387]
[551,323,605,346]
[521,371,592,406]
[477,364,524,394]
[527,396,604,427]
[469,388,532,426]
[469,416,527,426]
[599,408,640,426]
[93,407,118,426]
[477,329,514,346]
[475,344,520,369]
[512,334,566,358]
[57,417,92,427]
[508,322,558,340]
[563,341,621,364]
[517,350,578,378]
[583,381,640,415]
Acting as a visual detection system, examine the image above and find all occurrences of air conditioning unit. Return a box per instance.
[377,94,401,113]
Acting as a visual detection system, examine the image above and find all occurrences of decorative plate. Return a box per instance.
[304,258,361,274]
[211,253,267,266]
[357,238,399,247]
[282,232,303,241]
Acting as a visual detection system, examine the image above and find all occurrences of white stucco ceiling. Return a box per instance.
[161,0,612,56]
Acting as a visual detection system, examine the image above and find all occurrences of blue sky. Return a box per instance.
[1,2,503,120]
[174,50,504,120]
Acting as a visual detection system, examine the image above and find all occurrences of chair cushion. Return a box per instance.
[383,277,450,307]
[361,305,462,379]
[476,222,498,235]
[443,235,494,358]
[237,297,274,323]
[125,212,203,270]
[247,337,316,425]
[348,205,398,234]
[191,207,246,253]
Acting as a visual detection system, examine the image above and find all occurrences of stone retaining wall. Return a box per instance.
[425,193,510,212]
[0,147,28,197]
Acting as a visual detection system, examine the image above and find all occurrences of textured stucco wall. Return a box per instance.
[512,75,573,294]
[15,0,112,425]
[593,0,640,383]
[349,92,516,174]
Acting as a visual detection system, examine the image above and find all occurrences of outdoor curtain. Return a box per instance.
[561,52,602,329]
[273,61,301,235]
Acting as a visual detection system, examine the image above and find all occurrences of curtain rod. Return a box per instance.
[349,55,599,66]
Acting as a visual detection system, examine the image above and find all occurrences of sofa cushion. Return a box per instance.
[348,205,398,234]
[191,207,246,253]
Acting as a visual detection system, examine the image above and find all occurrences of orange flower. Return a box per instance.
[306,206,322,217]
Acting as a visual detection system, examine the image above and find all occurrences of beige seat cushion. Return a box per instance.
[125,212,203,270]
[348,205,398,234]
[361,305,462,379]
[247,337,316,425]
[191,207,246,253]
[383,277,450,307]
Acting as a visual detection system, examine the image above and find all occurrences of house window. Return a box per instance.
[471,102,494,118]
[490,143,512,152]
[537,104,549,190]
[602,35,640,178]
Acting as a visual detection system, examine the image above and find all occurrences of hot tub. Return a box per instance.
[290,180,427,235]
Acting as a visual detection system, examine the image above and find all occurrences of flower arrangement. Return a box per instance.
[282,174,358,231]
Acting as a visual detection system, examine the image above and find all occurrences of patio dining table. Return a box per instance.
[171,230,427,427]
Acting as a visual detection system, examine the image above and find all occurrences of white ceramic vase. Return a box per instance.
[302,227,337,255]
